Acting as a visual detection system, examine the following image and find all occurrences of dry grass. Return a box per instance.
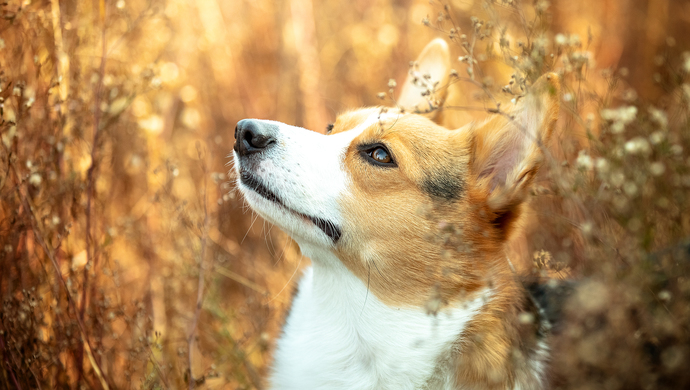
[1,0,689,388]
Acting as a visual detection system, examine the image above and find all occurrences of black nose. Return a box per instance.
[233,119,277,157]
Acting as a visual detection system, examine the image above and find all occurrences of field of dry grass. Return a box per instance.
[1,0,689,388]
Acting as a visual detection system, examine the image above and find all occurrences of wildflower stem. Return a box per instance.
[187,149,210,390]
[79,1,108,383]
[11,165,110,390]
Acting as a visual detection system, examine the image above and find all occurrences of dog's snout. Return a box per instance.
[234,119,277,157]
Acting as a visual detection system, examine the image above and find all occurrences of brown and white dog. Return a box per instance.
[233,39,560,390]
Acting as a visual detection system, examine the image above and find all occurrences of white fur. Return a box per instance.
[271,245,489,390]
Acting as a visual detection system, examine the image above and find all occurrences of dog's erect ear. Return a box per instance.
[469,73,560,235]
[397,38,451,122]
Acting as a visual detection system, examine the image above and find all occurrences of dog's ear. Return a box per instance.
[469,73,560,236]
[397,38,450,123]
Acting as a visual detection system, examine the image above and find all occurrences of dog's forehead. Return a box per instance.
[332,108,452,141]
[330,108,382,135]
[353,112,462,158]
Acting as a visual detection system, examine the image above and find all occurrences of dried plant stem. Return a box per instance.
[49,0,69,109]
[443,105,498,112]
[82,0,108,320]
[11,166,110,390]
[290,0,326,130]
[3,328,43,389]
[187,152,210,390]
[1,333,22,389]
[76,3,108,383]
[147,350,171,389]
[215,265,273,297]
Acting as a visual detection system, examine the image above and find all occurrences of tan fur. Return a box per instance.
[328,74,560,307]
[328,47,560,386]
[304,37,562,388]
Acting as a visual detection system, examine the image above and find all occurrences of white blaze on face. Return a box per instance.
[233,115,379,247]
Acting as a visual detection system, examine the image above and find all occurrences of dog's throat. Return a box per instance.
[239,171,342,242]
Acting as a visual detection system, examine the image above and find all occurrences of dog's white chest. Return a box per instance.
[269,248,487,390]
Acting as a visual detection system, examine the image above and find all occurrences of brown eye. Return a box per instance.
[359,144,396,167]
[326,123,334,134]
[362,145,396,167]
[370,147,391,163]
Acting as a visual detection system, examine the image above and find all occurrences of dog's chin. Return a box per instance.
[237,178,342,247]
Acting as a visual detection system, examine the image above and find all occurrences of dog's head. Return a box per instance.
[233,39,560,307]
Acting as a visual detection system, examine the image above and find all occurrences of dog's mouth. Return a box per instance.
[239,171,342,243]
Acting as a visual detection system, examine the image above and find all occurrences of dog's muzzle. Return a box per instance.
[233,119,343,244]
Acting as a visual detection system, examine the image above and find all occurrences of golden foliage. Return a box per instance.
[1,0,689,388]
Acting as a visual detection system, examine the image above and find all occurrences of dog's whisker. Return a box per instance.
[241,212,258,244]
[272,230,291,267]
[360,261,371,317]
[265,253,302,305]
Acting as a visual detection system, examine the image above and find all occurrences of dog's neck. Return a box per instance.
[270,244,492,390]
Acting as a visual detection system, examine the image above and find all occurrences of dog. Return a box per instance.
[233,38,561,390]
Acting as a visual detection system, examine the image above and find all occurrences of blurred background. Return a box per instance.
[1,0,690,388]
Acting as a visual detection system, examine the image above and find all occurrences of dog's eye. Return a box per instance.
[370,147,391,163]
[326,123,334,134]
[362,145,395,167]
